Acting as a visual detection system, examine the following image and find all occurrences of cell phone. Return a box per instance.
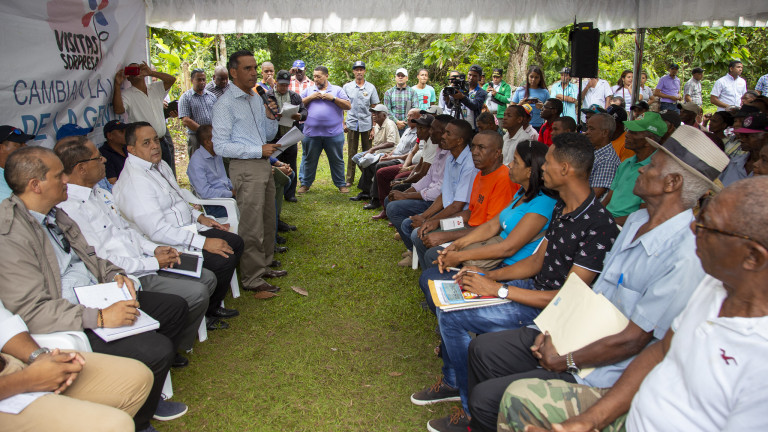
[163,100,178,119]
[124,65,140,76]
[526,98,540,104]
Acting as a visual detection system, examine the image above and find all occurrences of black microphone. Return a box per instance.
[255,86,278,117]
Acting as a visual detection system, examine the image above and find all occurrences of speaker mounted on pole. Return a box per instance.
[570,22,600,78]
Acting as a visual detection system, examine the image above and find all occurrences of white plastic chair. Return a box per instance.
[179,188,241,300]
[32,330,175,399]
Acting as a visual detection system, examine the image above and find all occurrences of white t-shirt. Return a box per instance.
[611,85,633,112]
[121,81,169,136]
[420,138,438,165]
[627,275,768,431]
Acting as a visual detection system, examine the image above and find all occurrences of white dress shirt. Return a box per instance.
[121,81,169,137]
[59,183,161,278]
[113,154,207,250]
[0,298,28,351]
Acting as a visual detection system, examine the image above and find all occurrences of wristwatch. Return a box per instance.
[566,352,581,375]
[28,347,52,364]
[497,283,509,299]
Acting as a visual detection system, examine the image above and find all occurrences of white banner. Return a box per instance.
[0,0,147,148]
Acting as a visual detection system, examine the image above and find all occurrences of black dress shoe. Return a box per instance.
[363,201,381,210]
[349,193,370,201]
[264,269,288,278]
[285,196,298,203]
[269,260,282,268]
[244,282,281,293]
[277,220,297,232]
[275,246,288,253]
[172,353,189,368]
[206,317,230,331]
[276,235,287,244]
[210,306,240,318]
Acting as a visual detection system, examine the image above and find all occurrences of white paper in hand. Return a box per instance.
[533,273,629,378]
[74,283,159,342]
[278,103,300,127]
[272,126,305,157]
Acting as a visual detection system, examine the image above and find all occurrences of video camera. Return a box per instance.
[443,73,469,97]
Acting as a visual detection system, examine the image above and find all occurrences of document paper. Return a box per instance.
[74,283,159,342]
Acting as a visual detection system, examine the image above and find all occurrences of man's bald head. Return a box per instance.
[717,177,768,248]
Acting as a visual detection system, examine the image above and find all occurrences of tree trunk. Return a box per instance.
[506,34,529,87]
[218,35,227,66]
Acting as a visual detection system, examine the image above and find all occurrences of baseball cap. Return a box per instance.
[732,105,759,118]
[624,111,667,138]
[691,67,705,74]
[645,125,729,191]
[580,104,607,115]
[468,65,483,76]
[276,70,291,84]
[668,63,680,70]
[733,114,768,134]
[395,68,408,77]
[411,114,434,126]
[352,61,366,69]
[56,124,94,141]
[420,106,443,115]
[103,120,129,138]
[630,100,650,111]
[0,125,35,143]
[678,102,702,115]
[659,110,681,128]
[292,60,306,70]
[492,68,503,77]
[606,105,627,123]
[559,67,571,75]
[369,104,389,114]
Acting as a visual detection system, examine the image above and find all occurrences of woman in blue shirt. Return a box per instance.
[418,140,558,314]
[511,66,550,130]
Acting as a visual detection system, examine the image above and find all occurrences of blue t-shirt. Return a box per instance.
[498,189,558,265]
[512,87,550,127]
[412,85,436,110]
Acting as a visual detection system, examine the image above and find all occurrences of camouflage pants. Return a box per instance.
[497,379,627,432]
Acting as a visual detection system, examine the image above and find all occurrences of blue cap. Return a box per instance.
[292,60,306,70]
[56,124,94,141]
[352,61,366,69]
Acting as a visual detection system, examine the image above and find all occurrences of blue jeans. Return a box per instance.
[385,198,432,250]
[301,133,346,187]
[436,278,541,415]
[659,102,680,113]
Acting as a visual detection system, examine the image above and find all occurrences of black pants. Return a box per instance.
[392,182,411,192]
[86,290,188,431]
[160,133,176,176]
[368,160,401,202]
[467,327,576,432]
[357,159,400,201]
[199,228,244,315]
[277,142,298,199]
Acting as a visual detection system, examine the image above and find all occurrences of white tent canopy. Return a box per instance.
[147,0,768,34]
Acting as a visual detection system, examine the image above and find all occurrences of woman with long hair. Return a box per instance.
[612,69,637,112]
[511,66,550,131]
[418,140,558,314]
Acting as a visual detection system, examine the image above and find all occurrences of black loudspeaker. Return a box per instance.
[570,23,600,78]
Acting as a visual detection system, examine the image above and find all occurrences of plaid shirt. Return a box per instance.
[178,89,216,134]
[205,81,229,99]
[383,86,419,122]
[590,144,621,189]
[290,76,314,94]
[756,74,768,95]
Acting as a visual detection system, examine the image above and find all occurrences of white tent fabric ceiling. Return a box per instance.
[146,0,768,34]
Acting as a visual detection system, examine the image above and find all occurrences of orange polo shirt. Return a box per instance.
[611,131,635,161]
[467,165,519,227]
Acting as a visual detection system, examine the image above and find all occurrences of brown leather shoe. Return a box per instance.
[243,281,280,293]
[264,269,288,278]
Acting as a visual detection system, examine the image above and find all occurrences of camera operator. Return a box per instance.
[443,65,487,131]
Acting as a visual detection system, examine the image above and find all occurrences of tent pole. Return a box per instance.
[631,28,645,119]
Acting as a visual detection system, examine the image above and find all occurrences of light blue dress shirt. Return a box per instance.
[577,208,705,388]
[343,80,379,132]
[0,168,12,201]
[212,84,278,159]
[441,145,478,209]
[187,147,234,198]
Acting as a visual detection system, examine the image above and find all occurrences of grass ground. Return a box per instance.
[164,125,454,432]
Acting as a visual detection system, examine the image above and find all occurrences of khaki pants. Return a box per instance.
[0,352,152,432]
[229,158,276,287]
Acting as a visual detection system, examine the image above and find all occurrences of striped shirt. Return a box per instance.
[178,89,217,134]
[211,84,278,160]
[383,86,419,122]
[205,81,229,99]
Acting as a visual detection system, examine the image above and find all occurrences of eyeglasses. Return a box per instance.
[45,221,71,254]
[75,156,103,165]
[693,223,768,250]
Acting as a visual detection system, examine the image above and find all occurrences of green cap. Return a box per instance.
[623,112,667,138]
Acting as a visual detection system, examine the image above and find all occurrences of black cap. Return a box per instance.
[606,105,627,123]
[669,63,680,70]
[468,65,483,75]
[411,114,434,126]
[660,110,681,126]
[352,61,366,69]
[103,120,129,138]
[734,114,768,133]
[276,70,291,84]
[630,100,650,111]
[0,125,35,143]
[732,105,759,118]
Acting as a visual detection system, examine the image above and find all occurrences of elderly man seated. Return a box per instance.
[412,133,619,432]
[55,135,218,346]
[349,104,402,205]
[501,176,768,432]
[0,146,189,432]
[0,298,152,431]
[467,126,728,432]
